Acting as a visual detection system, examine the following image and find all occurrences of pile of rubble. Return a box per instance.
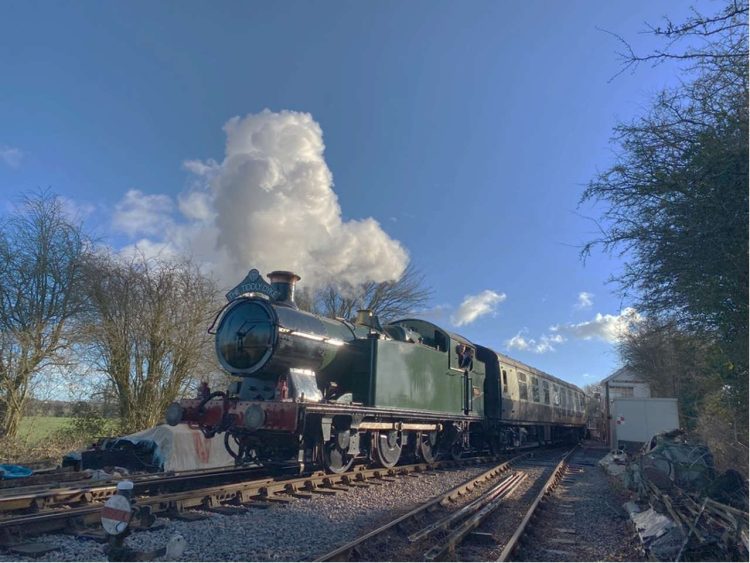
[599,430,748,561]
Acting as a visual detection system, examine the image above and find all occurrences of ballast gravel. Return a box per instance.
[0,464,496,562]
[520,450,644,562]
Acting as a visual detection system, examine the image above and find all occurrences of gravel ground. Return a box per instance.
[518,447,644,562]
[0,464,497,562]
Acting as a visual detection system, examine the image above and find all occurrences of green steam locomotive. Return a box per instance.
[166,269,586,473]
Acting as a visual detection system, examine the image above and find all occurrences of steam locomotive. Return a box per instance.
[166,269,586,473]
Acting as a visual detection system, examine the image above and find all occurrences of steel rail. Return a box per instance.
[0,464,271,513]
[0,468,87,491]
[496,445,579,562]
[314,452,531,562]
[0,454,506,546]
[423,472,527,560]
[408,472,524,543]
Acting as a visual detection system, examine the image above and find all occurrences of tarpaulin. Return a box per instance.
[116,424,235,472]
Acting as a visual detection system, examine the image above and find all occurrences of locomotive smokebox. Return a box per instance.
[267,271,300,309]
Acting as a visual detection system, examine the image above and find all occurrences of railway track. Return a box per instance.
[0,466,84,491]
[496,445,578,561]
[0,454,505,550]
[0,464,274,514]
[313,448,579,562]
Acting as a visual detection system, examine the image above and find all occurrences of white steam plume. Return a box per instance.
[114,110,409,290]
[192,110,408,288]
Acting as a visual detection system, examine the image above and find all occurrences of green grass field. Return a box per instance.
[17,416,72,443]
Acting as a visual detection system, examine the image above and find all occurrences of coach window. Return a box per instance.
[542,380,550,404]
[518,372,529,401]
[502,369,509,394]
[566,390,573,414]
[553,384,560,406]
[531,376,540,402]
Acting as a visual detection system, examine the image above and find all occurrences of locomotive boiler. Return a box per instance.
[166,269,586,473]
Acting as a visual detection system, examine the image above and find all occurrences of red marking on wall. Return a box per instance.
[191,430,211,463]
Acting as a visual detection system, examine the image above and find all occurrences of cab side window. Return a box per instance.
[434,331,447,352]
[502,369,509,394]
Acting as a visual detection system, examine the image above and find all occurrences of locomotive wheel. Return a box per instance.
[374,431,402,468]
[489,435,504,455]
[418,431,438,464]
[321,432,354,474]
[449,431,466,461]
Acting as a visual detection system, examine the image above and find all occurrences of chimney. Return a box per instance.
[267,271,301,309]
[355,309,383,332]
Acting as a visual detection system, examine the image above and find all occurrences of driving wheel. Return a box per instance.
[418,431,438,463]
[321,430,354,474]
[374,430,402,468]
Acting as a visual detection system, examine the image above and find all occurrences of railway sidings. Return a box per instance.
[1,441,741,561]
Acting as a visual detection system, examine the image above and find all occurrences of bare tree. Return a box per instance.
[305,263,433,323]
[82,253,219,433]
[0,191,91,437]
[582,1,748,469]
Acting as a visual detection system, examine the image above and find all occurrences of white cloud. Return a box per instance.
[451,290,506,327]
[575,291,594,309]
[59,196,96,221]
[178,191,214,222]
[207,110,408,287]
[413,303,452,323]
[113,189,174,237]
[183,158,219,177]
[112,110,409,290]
[506,332,531,351]
[551,307,642,343]
[0,146,23,168]
[118,238,178,262]
[505,330,562,354]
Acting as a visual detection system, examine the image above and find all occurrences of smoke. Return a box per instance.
[115,110,409,290]
[206,110,409,287]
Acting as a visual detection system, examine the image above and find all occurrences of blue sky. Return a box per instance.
[0,1,712,389]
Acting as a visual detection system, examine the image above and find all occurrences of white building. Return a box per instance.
[601,366,651,400]
[600,367,652,445]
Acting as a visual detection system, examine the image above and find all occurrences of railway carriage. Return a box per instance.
[167,269,585,473]
[477,347,586,448]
